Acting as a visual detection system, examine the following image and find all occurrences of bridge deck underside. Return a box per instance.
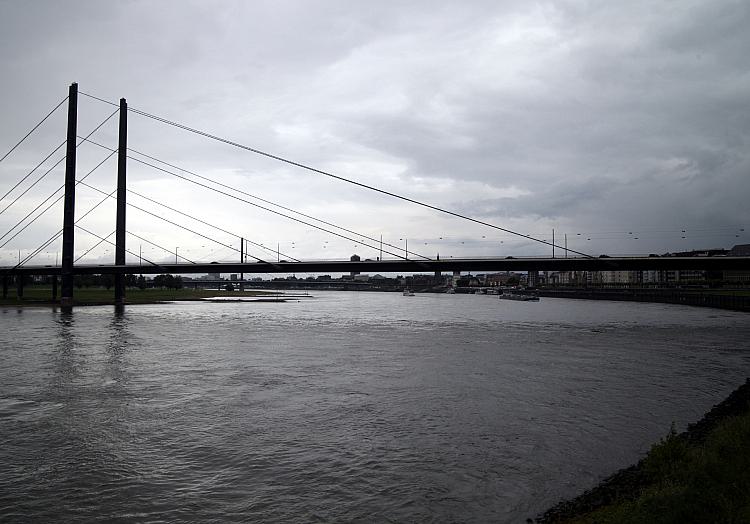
[3,256,749,276]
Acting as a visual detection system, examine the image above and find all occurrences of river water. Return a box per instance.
[1,292,748,522]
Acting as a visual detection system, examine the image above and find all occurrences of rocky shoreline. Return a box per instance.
[534,378,750,522]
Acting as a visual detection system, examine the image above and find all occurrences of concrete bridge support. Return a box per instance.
[114,98,127,306]
[60,83,78,308]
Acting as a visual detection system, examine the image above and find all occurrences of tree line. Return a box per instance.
[70,274,183,290]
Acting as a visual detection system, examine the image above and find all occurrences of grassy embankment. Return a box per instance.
[689,289,750,297]
[540,380,750,523]
[0,286,275,306]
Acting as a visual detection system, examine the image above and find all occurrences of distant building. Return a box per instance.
[726,244,750,282]
[456,275,481,287]
[600,270,633,285]
[485,272,523,286]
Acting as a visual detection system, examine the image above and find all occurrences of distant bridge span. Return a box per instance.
[3,84,749,308]
[4,256,749,277]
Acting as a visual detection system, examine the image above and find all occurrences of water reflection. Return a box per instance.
[105,307,131,391]
[113,303,125,318]
[52,310,78,396]
[108,307,129,353]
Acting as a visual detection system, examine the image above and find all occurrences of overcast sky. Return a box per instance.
[1,0,748,268]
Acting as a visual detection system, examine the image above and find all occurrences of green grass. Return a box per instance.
[0,286,276,306]
[691,290,750,297]
[571,412,750,523]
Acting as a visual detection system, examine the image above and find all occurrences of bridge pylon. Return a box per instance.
[114,98,127,305]
[60,83,78,308]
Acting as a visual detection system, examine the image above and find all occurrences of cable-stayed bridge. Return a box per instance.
[1,83,748,307]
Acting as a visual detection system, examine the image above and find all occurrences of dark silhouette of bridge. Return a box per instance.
[1,83,748,308]
[7,256,748,278]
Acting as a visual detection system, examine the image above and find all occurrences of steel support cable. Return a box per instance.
[18,230,63,267]
[19,230,59,266]
[85,145,298,261]
[0,96,68,163]
[81,179,265,264]
[75,229,115,263]
[0,140,65,208]
[139,159,413,260]
[0,151,117,249]
[85,136,415,261]
[75,179,272,264]
[80,94,593,258]
[0,108,119,216]
[127,188,300,262]
[125,230,197,264]
[16,186,118,267]
[80,136,423,261]
[19,222,83,268]
[75,225,160,267]
[23,223,215,271]
[0,181,64,245]
[0,151,117,245]
[77,91,555,257]
[126,146,431,260]
[76,138,300,262]
[134,157,412,261]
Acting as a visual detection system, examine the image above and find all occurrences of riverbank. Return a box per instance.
[0,287,279,306]
[538,288,750,312]
[535,378,750,522]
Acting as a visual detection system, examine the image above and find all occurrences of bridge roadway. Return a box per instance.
[3,256,749,276]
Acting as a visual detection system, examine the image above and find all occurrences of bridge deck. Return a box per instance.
[3,256,749,276]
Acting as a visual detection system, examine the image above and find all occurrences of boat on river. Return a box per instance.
[498,293,539,301]
[403,289,415,296]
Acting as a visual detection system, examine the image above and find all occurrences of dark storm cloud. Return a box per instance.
[321,1,749,253]
[0,0,748,261]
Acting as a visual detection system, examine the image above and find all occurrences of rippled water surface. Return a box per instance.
[1,292,749,522]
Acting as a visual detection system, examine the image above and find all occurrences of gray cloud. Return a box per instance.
[0,0,748,265]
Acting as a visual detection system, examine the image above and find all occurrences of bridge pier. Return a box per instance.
[2,275,7,299]
[51,275,57,301]
[16,275,24,299]
[114,98,127,306]
[60,82,78,309]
